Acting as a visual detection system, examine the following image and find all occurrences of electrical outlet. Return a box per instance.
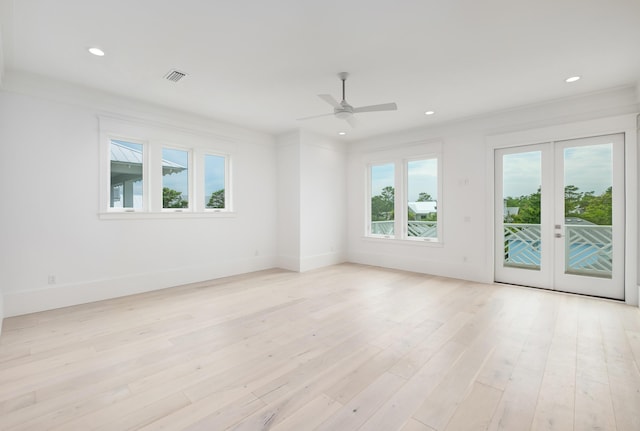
[47,275,56,285]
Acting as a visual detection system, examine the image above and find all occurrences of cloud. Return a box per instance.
[501,143,612,198]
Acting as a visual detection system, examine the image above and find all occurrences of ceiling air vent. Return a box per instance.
[164,69,187,82]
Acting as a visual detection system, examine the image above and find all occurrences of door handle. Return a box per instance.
[555,233,564,238]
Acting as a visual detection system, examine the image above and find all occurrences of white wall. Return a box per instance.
[276,130,347,272]
[348,129,489,282]
[299,130,347,271]
[347,86,639,305]
[0,74,278,317]
[1,73,637,326]
[0,287,4,335]
[276,131,301,271]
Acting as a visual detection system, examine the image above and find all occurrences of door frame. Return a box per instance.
[485,114,638,305]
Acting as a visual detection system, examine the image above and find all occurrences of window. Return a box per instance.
[366,152,442,242]
[407,158,438,240]
[204,154,226,210]
[110,139,145,210]
[370,163,395,237]
[162,147,190,209]
[100,116,233,218]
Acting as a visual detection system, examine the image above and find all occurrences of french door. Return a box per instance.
[494,134,625,300]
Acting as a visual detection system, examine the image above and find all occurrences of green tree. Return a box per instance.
[207,189,225,209]
[507,188,541,224]
[505,185,612,225]
[580,186,612,225]
[163,187,188,208]
[417,192,432,202]
[564,185,582,216]
[371,186,394,221]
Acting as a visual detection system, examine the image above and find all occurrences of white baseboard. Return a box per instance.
[0,290,4,336]
[299,251,346,272]
[277,251,346,273]
[276,255,301,272]
[348,251,490,284]
[4,256,276,317]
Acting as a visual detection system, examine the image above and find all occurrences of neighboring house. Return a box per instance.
[407,201,437,220]
[110,141,186,207]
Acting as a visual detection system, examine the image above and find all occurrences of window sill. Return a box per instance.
[99,211,237,220]
[362,235,444,247]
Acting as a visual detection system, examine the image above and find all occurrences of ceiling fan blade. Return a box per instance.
[353,102,397,113]
[318,94,340,108]
[296,112,334,121]
[345,115,357,128]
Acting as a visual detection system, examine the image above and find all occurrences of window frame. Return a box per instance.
[364,145,443,244]
[201,151,231,212]
[105,135,150,213]
[403,154,442,243]
[367,161,397,239]
[99,116,234,219]
[159,144,193,212]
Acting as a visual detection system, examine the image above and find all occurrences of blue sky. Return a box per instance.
[162,148,189,197]
[503,144,612,198]
[371,159,438,201]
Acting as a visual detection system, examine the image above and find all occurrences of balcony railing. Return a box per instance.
[504,223,612,277]
[371,221,437,238]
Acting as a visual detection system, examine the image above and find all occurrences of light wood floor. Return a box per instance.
[1,264,639,430]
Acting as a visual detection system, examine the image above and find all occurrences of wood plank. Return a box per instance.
[530,300,577,431]
[0,264,637,430]
[443,382,503,431]
[412,326,497,430]
[358,341,467,431]
[399,419,436,431]
[315,372,406,431]
[486,365,544,431]
[269,394,342,431]
[225,343,382,430]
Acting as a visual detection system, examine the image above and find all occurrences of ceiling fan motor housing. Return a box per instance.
[335,102,354,118]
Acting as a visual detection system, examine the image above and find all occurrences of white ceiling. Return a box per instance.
[1,0,639,141]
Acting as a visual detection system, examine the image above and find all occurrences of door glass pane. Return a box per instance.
[407,159,438,239]
[162,148,189,209]
[370,163,395,236]
[563,144,612,278]
[502,151,541,270]
[110,140,143,209]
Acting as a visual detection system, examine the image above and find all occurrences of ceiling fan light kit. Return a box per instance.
[297,72,397,127]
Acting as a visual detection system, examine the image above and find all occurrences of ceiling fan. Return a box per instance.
[297,72,397,127]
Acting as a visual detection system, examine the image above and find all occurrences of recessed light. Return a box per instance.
[565,76,580,83]
[338,131,347,136]
[88,47,105,56]
[424,110,435,116]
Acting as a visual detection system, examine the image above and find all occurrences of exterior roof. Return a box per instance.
[111,141,186,174]
[408,201,437,214]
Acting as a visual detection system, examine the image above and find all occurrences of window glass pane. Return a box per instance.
[162,148,189,209]
[370,163,395,235]
[407,159,438,239]
[110,140,143,209]
[205,154,226,209]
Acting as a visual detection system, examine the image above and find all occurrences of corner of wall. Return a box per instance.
[276,255,301,272]
[0,287,4,337]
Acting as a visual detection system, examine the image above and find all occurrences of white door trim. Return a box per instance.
[485,114,638,306]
